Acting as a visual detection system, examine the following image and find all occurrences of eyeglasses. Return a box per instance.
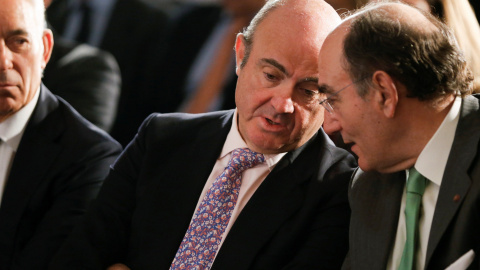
[319,78,367,114]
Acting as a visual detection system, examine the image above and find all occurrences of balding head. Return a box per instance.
[234,0,342,154]
[336,1,473,101]
[240,0,340,68]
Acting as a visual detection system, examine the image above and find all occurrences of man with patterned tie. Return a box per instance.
[318,2,480,269]
[50,0,357,269]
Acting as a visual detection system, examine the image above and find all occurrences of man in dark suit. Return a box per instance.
[0,0,122,269]
[46,0,169,146]
[318,2,480,269]
[50,0,356,269]
[43,33,121,132]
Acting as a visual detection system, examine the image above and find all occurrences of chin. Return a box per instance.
[357,158,376,172]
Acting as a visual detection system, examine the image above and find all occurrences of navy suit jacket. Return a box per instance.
[343,95,480,269]
[0,85,122,270]
[51,110,356,269]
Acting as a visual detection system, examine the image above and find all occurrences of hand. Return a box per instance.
[107,263,131,270]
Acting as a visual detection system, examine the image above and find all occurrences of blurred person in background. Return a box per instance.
[47,0,169,146]
[145,0,265,116]
[43,0,121,132]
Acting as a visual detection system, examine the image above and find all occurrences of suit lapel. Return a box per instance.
[213,132,335,268]
[142,111,234,266]
[425,96,480,267]
[349,170,405,269]
[0,86,64,251]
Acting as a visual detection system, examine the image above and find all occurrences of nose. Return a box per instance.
[0,42,13,71]
[322,112,341,135]
[270,87,294,114]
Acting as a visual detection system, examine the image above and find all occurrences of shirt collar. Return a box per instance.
[0,86,40,151]
[221,109,287,171]
[415,96,461,186]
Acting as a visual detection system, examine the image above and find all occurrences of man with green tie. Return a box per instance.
[318,1,480,269]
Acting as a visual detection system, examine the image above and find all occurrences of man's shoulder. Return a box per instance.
[350,168,404,196]
[131,110,233,146]
[143,110,234,132]
[36,89,121,151]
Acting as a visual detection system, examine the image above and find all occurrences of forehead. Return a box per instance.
[250,3,335,75]
[318,24,351,92]
[0,0,39,32]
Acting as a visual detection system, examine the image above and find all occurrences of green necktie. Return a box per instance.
[398,167,427,270]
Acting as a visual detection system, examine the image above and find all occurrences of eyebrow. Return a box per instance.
[8,29,29,36]
[260,58,290,77]
[299,77,318,84]
[317,83,335,94]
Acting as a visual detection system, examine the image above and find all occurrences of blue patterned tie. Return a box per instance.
[170,148,265,270]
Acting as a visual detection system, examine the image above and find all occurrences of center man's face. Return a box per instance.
[234,9,328,154]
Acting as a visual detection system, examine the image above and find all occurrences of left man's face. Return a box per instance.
[0,0,53,122]
[234,9,326,154]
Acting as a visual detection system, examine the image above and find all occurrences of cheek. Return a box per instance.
[297,105,323,133]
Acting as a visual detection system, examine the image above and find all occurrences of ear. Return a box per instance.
[234,33,246,76]
[371,70,398,118]
[41,29,54,69]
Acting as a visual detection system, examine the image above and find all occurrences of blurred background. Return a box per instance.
[44,0,480,147]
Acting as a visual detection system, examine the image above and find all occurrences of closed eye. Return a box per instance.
[303,88,318,97]
[264,72,278,81]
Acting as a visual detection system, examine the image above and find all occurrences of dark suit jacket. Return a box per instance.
[50,110,356,269]
[0,85,122,270]
[43,33,121,132]
[343,95,480,269]
[47,0,169,146]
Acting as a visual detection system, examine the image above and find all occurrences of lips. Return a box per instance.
[260,116,291,133]
[266,118,280,125]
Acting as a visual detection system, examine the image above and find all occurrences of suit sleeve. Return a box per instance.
[49,115,155,270]
[10,139,121,270]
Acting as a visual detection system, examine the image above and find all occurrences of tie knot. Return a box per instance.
[229,148,265,173]
[407,167,427,196]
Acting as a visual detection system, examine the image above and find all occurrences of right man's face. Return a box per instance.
[318,27,393,172]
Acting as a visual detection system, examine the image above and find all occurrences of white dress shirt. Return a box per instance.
[0,87,40,205]
[187,109,286,261]
[387,96,462,270]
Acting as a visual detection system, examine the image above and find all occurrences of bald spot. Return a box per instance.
[261,0,342,48]
[343,2,438,34]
